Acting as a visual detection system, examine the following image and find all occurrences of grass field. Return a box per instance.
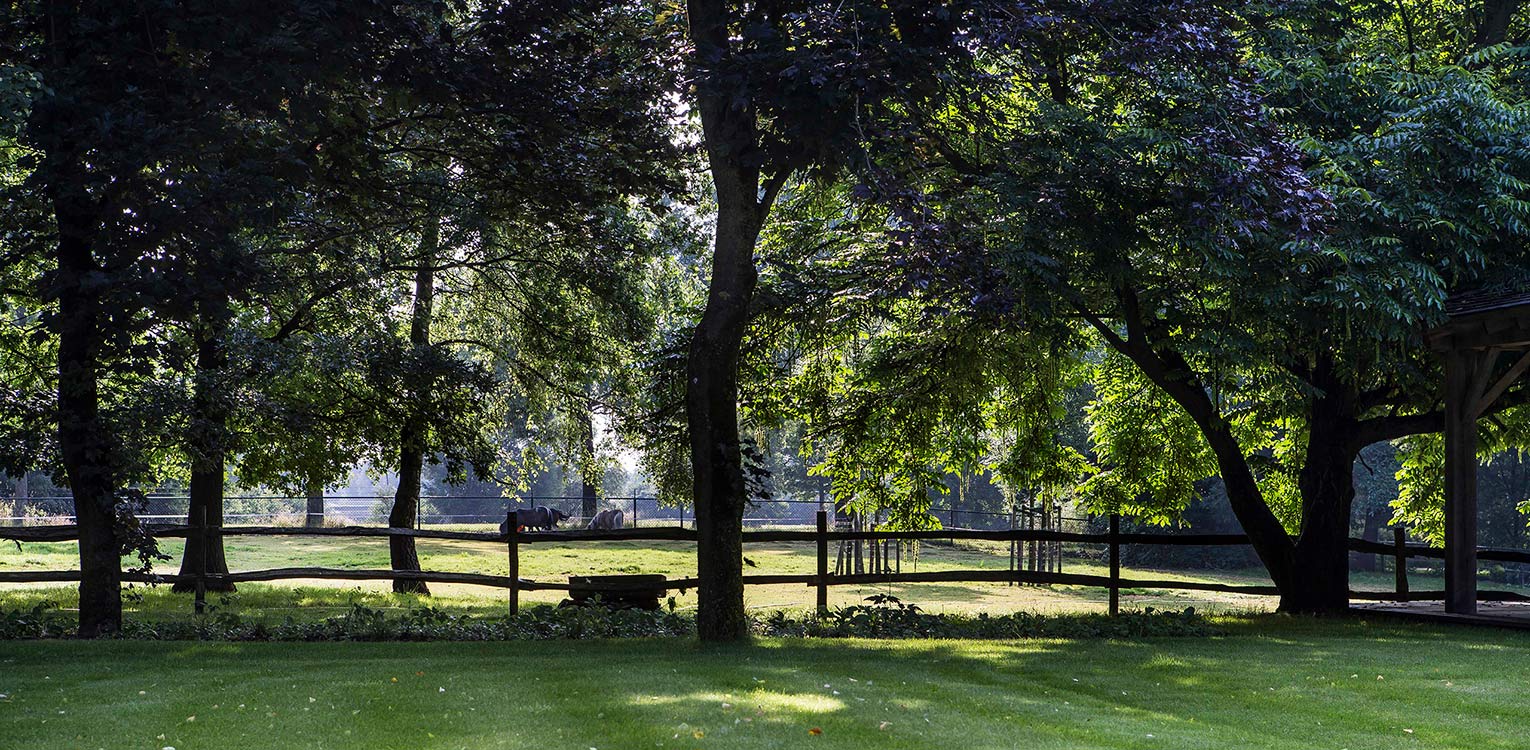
[3,530,1517,621]
[1,616,1528,749]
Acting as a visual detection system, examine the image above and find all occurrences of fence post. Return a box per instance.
[1393,526,1409,601]
[194,506,208,615]
[632,497,639,528]
[816,510,829,614]
[1008,510,1017,587]
[507,513,520,616]
[1108,513,1120,616]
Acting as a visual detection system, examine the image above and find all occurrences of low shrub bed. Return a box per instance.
[0,594,1215,641]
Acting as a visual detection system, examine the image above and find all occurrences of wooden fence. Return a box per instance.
[4,511,1530,615]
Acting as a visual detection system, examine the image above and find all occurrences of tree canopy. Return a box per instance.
[4,0,1530,638]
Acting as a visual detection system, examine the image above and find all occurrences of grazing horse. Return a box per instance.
[537,505,570,529]
[500,506,568,533]
[586,508,625,530]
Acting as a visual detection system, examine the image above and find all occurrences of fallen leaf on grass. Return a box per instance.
[808,728,823,736]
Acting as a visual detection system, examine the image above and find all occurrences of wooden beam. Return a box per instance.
[1467,348,1501,415]
[1428,309,1530,351]
[1445,349,1480,614]
[1473,348,1530,418]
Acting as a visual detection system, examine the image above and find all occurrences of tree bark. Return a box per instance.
[1286,388,1360,613]
[2,474,22,520]
[37,2,121,639]
[306,478,325,528]
[175,309,234,592]
[1473,0,1521,48]
[1354,503,1382,573]
[389,224,437,596]
[1080,294,1301,596]
[686,0,782,641]
[581,407,598,520]
[685,195,761,640]
[390,432,429,595]
[1080,292,1376,612]
[53,190,122,637]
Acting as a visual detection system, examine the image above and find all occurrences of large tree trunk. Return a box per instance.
[54,196,122,638]
[1353,504,1382,573]
[306,479,325,528]
[389,226,436,596]
[686,0,776,642]
[1093,293,1300,601]
[390,433,429,595]
[175,311,234,592]
[41,5,122,639]
[2,474,22,520]
[581,407,598,521]
[686,196,761,641]
[1286,397,1359,613]
[1473,0,1521,48]
[1089,292,1373,613]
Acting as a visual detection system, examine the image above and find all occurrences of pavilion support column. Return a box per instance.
[1444,350,1479,615]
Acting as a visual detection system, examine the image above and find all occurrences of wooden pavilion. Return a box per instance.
[1425,285,1530,615]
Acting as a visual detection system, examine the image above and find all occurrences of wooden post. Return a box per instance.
[506,512,519,616]
[816,510,828,613]
[1393,526,1410,601]
[875,511,887,578]
[852,513,863,575]
[1008,510,1016,587]
[631,497,639,528]
[1444,351,1479,614]
[1027,499,1037,575]
[194,506,208,615]
[1108,513,1120,616]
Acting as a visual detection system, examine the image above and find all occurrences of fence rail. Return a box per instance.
[1,494,1079,531]
[5,514,1530,614]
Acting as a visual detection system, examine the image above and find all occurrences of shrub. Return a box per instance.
[0,596,1214,641]
[757,595,1217,639]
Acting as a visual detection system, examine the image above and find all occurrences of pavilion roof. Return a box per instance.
[1446,284,1530,318]
[1432,274,1530,351]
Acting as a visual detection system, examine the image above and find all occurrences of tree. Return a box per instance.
[842,0,1530,611]
[2,0,460,635]
[681,0,985,640]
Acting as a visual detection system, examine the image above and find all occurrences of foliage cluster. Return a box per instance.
[0,597,1213,642]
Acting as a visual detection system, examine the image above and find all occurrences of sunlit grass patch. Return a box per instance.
[4,618,1529,749]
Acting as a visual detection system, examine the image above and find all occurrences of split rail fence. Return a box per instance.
[4,511,1529,616]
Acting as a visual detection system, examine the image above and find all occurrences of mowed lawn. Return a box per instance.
[6,530,1476,617]
[1,617,1528,749]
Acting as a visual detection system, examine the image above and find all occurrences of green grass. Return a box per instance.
[6,531,1525,620]
[0,530,1286,616]
[2,616,1529,748]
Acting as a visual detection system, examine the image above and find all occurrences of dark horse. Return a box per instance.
[500,505,569,533]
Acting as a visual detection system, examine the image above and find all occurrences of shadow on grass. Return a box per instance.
[4,618,1530,749]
